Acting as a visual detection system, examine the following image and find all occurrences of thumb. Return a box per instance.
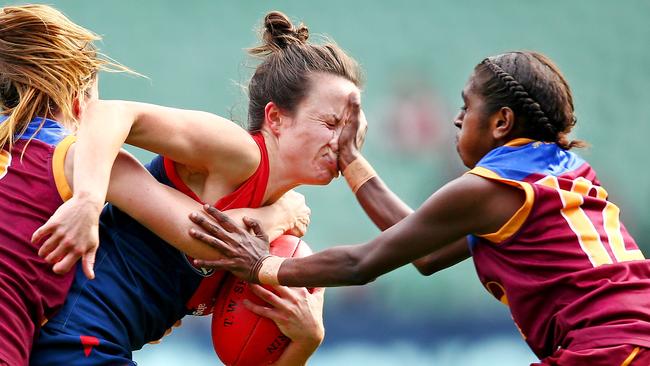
[243,216,265,238]
[82,248,97,280]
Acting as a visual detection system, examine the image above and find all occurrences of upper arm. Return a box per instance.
[123,101,260,179]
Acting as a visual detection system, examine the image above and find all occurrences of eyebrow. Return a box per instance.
[322,113,341,123]
[461,90,466,100]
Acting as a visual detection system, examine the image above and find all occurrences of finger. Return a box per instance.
[37,232,63,258]
[249,284,284,307]
[286,226,303,237]
[203,205,239,232]
[52,252,81,275]
[348,92,361,110]
[242,217,268,241]
[242,299,277,320]
[189,213,230,241]
[192,258,232,271]
[32,222,55,245]
[44,241,70,264]
[81,248,97,280]
[188,228,235,257]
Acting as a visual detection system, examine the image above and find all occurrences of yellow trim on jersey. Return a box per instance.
[0,150,11,179]
[52,135,75,202]
[468,166,535,244]
[504,138,534,147]
[621,346,640,366]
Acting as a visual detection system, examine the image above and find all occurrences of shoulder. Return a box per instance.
[431,174,526,236]
[214,131,261,184]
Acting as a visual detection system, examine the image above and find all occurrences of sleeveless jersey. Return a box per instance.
[0,116,75,364]
[468,138,650,358]
[40,133,270,352]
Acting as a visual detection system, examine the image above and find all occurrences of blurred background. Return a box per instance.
[14,0,650,364]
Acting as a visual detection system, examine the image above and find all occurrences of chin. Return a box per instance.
[312,173,337,186]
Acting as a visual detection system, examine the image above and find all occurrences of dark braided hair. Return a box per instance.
[473,52,584,149]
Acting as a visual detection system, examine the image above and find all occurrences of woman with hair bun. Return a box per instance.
[1,5,311,365]
[191,51,650,365]
[31,10,364,366]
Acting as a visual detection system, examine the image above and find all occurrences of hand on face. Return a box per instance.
[189,205,270,283]
[338,92,368,172]
[32,194,102,279]
[244,284,325,346]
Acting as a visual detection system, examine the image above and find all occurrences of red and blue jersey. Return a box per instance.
[34,133,270,356]
[468,138,650,358]
[0,116,75,364]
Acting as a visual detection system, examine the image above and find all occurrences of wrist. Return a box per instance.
[338,149,360,172]
[72,190,105,211]
[255,255,285,285]
[291,333,323,352]
[342,155,377,194]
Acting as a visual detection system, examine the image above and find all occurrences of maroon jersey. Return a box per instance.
[0,116,75,364]
[468,139,650,358]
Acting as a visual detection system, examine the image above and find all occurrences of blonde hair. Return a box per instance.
[0,4,131,150]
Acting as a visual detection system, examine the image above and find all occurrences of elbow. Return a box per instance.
[347,268,376,286]
[343,254,377,286]
[415,265,438,277]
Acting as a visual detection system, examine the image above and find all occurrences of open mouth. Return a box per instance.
[322,152,338,172]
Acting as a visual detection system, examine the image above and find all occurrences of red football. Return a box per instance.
[211,235,313,366]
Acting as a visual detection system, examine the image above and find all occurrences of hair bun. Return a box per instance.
[261,11,308,50]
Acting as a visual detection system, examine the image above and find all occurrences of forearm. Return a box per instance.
[276,244,378,287]
[346,155,463,274]
[353,176,412,231]
[273,189,476,287]
[106,152,291,260]
[73,101,134,205]
[412,237,470,276]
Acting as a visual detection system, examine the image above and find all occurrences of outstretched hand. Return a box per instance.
[338,92,368,172]
[32,195,102,279]
[189,204,271,283]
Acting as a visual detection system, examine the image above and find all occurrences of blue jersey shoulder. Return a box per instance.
[476,141,585,181]
[0,115,71,146]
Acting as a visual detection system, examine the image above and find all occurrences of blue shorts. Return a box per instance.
[30,326,134,366]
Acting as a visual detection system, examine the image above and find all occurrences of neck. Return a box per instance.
[50,111,77,132]
[260,130,300,204]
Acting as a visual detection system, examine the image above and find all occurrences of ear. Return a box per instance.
[72,95,83,120]
[491,106,516,141]
[263,101,283,137]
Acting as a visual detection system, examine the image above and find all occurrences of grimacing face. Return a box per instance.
[278,72,361,185]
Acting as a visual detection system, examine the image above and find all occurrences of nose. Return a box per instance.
[453,111,463,129]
